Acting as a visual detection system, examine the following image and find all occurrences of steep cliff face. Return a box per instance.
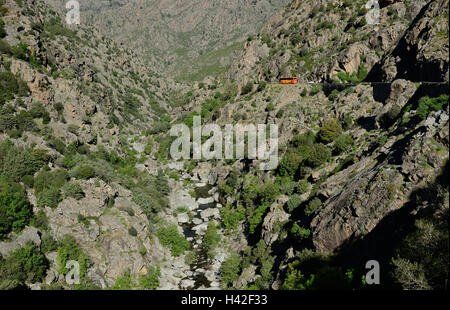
[370,0,449,82]
[43,0,291,80]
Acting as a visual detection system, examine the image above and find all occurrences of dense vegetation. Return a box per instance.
[0,177,33,239]
[0,242,49,289]
[156,223,190,257]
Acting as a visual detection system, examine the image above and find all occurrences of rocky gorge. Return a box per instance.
[0,0,448,291]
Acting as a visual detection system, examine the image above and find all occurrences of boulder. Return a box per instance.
[198,197,215,205]
[0,227,42,257]
[177,213,190,224]
[200,208,220,220]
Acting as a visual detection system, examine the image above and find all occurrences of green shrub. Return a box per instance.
[73,165,96,179]
[56,235,90,279]
[241,81,253,95]
[40,234,59,253]
[110,269,134,290]
[328,89,340,102]
[282,262,354,290]
[305,197,322,215]
[21,174,34,188]
[337,64,368,83]
[110,267,160,290]
[34,169,69,193]
[185,251,196,265]
[290,33,302,45]
[381,105,402,128]
[317,21,334,30]
[126,207,135,216]
[257,81,267,92]
[203,222,221,258]
[334,134,354,154]
[29,102,47,119]
[30,209,48,231]
[157,223,189,257]
[309,85,322,96]
[183,112,199,127]
[318,119,342,143]
[220,253,241,289]
[306,143,331,168]
[0,107,16,133]
[290,223,310,239]
[0,18,6,38]
[150,121,170,134]
[138,266,160,289]
[61,181,84,200]
[249,204,270,234]
[222,83,237,101]
[266,103,275,112]
[0,71,29,104]
[220,204,245,232]
[30,149,52,166]
[0,39,11,55]
[279,179,297,195]
[0,143,40,182]
[287,194,303,212]
[340,113,354,130]
[0,178,33,239]
[11,42,30,61]
[37,187,61,208]
[49,138,66,154]
[67,124,79,135]
[132,188,159,214]
[278,151,303,177]
[297,180,310,194]
[0,242,49,289]
[128,226,138,237]
[416,95,448,120]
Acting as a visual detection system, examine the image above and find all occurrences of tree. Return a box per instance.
[0,242,49,288]
[287,194,303,212]
[157,223,189,257]
[305,197,322,215]
[0,144,40,182]
[0,178,33,239]
[203,222,221,258]
[61,181,84,200]
[334,134,353,154]
[318,119,342,143]
[306,144,331,168]
[278,151,304,177]
[220,253,242,288]
[416,95,448,120]
[73,164,96,179]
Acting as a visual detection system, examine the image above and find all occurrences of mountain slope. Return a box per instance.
[44,0,291,81]
[0,0,192,289]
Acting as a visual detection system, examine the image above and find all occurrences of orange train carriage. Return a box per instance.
[279,77,298,84]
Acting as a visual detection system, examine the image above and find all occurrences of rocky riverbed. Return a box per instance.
[161,164,228,290]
